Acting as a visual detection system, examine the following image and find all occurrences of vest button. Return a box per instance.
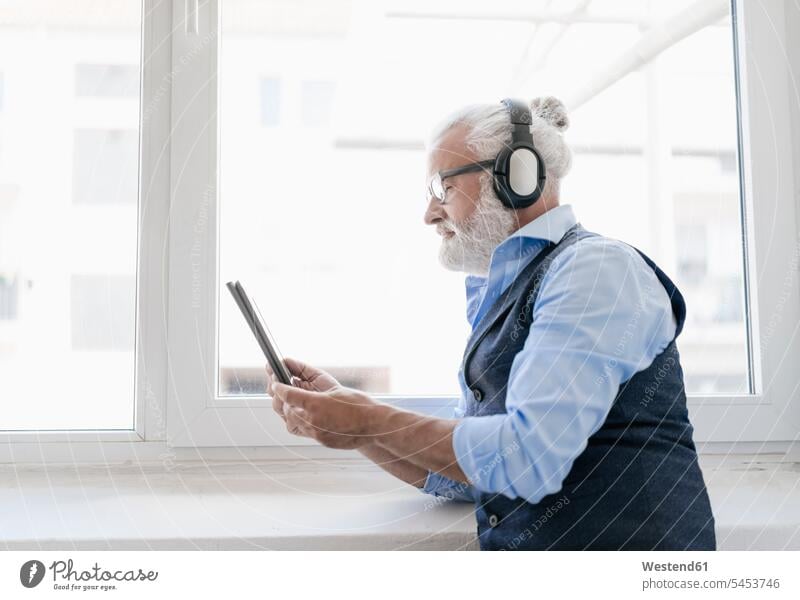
[472,387,483,402]
[488,513,499,528]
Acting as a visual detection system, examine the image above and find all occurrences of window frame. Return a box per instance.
[1,0,798,461]
[166,0,800,448]
[0,0,170,453]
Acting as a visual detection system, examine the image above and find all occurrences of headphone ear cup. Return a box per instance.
[492,148,514,209]
[508,148,540,197]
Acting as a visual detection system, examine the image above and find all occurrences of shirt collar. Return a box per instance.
[464,204,577,304]
[465,204,577,289]
[506,203,577,245]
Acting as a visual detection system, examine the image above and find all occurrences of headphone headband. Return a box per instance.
[500,98,534,145]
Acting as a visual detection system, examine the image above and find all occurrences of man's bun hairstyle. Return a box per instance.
[531,96,570,133]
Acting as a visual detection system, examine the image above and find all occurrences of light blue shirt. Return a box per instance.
[422,204,677,504]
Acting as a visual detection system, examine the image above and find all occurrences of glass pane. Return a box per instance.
[0,1,141,429]
[218,0,748,396]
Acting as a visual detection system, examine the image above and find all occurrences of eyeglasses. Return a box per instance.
[427,159,495,204]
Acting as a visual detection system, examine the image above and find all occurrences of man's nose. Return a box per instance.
[424,197,445,226]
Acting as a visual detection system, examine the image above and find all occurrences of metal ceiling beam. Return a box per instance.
[385,7,653,27]
[564,0,728,110]
[332,137,735,160]
[509,0,593,92]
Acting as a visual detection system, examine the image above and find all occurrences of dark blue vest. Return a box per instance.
[461,223,716,550]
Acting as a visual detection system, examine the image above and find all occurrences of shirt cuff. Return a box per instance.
[421,471,475,503]
[453,414,517,496]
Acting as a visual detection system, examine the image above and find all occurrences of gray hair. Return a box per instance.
[427,97,573,202]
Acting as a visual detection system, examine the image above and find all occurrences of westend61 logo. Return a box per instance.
[19,559,158,592]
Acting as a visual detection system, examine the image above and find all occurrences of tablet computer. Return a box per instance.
[225,280,293,386]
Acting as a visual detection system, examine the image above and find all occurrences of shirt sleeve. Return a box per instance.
[419,390,476,502]
[421,471,476,502]
[451,237,678,504]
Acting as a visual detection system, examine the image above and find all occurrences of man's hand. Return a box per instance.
[267,357,467,484]
[267,358,382,448]
[282,357,339,392]
[269,380,383,450]
[267,359,431,487]
[266,358,339,434]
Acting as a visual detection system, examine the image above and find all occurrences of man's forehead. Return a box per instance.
[427,124,477,172]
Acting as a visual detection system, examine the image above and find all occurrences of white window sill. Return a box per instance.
[1,458,478,550]
[2,454,799,550]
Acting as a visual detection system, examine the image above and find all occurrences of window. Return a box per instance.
[72,129,139,204]
[259,77,281,127]
[676,223,708,284]
[0,274,18,320]
[70,274,136,351]
[215,0,747,402]
[75,64,139,98]
[300,80,337,127]
[165,0,798,448]
[0,1,141,432]
[2,0,799,454]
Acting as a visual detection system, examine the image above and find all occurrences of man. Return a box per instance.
[267,97,716,551]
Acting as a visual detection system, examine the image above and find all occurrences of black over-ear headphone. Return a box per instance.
[493,98,546,210]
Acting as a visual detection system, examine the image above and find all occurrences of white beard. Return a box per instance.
[437,176,518,276]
